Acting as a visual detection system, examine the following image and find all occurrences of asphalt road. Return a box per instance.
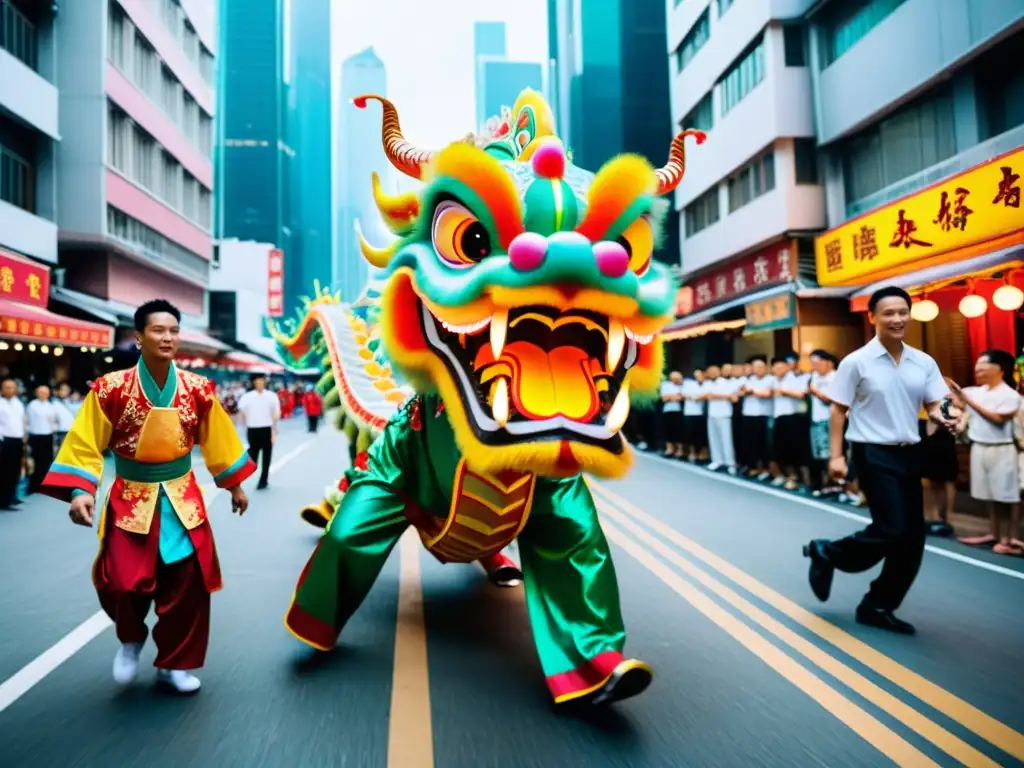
[1,420,1023,768]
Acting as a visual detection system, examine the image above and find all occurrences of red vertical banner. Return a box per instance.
[267,248,284,317]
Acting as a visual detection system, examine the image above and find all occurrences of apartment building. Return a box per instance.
[662,0,846,367]
[53,0,224,357]
[810,0,1024,384]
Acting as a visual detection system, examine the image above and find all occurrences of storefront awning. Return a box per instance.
[848,245,1024,311]
[217,350,284,373]
[663,283,794,333]
[0,298,114,349]
[179,327,231,354]
[49,286,131,326]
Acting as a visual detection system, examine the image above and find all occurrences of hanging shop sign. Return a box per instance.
[267,248,284,318]
[745,292,796,333]
[815,147,1024,287]
[0,248,50,309]
[677,240,796,317]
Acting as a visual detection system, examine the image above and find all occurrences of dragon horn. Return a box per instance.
[655,129,707,196]
[352,94,436,180]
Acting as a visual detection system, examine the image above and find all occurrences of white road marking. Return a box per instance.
[0,436,314,714]
[639,452,1024,582]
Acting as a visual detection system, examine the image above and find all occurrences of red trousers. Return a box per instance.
[97,556,210,670]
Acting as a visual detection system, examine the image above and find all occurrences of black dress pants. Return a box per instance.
[27,434,54,494]
[247,427,273,487]
[0,437,24,506]
[823,442,926,610]
[741,416,769,468]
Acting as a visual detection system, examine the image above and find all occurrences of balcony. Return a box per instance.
[0,47,58,140]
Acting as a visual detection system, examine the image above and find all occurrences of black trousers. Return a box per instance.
[741,416,769,468]
[0,437,24,506]
[823,443,925,611]
[307,414,320,433]
[247,427,273,487]
[27,434,54,494]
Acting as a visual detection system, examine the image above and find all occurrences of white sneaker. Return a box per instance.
[112,642,143,685]
[706,462,721,471]
[156,669,202,694]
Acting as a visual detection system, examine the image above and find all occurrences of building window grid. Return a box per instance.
[106,205,206,266]
[717,0,736,18]
[0,145,33,212]
[199,47,214,84]
[820,0,909,68]
[727,152,775,213]
[682,92,714,132]
[675,9,710,73]
[684,187,721,237]
[794,139,819,184]
[719,37,766,116]
[0,0,37,71]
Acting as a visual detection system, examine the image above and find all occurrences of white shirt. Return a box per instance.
[708,378,739,419]
[682,379,704,416]
[238,389,281,428]
[660,381,684,413]
[830,336,949,445]
[773,374,798,418]
[742,374,774,417]
[809,371,836,422]
[26,399,59,435]
[789,372,810,414]
[0,396,25,439]
[962,383,1021,444]
[54,399,75,431]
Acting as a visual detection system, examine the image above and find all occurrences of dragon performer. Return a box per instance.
[284,88,703,706]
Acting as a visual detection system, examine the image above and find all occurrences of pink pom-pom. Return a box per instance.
[531,143,566,180]
[508,232,548,272]
[593,240,630,278]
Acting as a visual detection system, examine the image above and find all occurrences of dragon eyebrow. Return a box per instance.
[427,143,524,250]
[575,154,658,242]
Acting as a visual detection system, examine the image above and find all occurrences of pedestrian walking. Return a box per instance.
[238,373,280,489]
[26,385,59,494]
[303,386,323,433]
[803,286,964,634]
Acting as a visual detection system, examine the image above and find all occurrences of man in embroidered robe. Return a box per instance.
[42,300,256,694]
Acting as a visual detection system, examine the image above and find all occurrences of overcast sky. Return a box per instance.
[332,0,549,159]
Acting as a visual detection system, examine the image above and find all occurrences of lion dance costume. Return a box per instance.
[285,89,703,705]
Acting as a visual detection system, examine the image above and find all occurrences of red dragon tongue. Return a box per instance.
[501,341,599,422]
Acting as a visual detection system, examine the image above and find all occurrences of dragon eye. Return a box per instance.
[432,202,493,266]
[615,217,654,276]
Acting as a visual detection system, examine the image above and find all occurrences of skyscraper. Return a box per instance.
[336,47,389,304]
[216,0,292,286]
[287,0,333,314]
[474,22,544,129]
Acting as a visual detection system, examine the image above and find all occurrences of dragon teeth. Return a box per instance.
[440,317,490,334]
[607,319,625,372]
[490,309,508,360]
[491,377,510,427]
[624,328,654,345]
[605,381,630,432]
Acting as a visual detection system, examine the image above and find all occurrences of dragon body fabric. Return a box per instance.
[284,89,704,706]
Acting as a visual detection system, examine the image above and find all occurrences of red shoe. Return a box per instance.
[480,552,523,588]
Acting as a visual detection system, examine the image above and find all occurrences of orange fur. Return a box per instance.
[576,155,658,243]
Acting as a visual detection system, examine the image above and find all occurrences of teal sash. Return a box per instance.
[114,453,192,483]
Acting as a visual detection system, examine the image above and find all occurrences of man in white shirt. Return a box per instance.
[773,356,810,490]
[26,385,59,494]
[660,371,685,458]
[804,286,963,635]
[238,373,280,489]
[949,350,1023,555]
[0,377,25,509]
[741,357,773,478]
[681,369,706,462]
[705,365,739,474]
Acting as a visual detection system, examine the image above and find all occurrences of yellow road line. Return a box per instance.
[387,530,434,768]
[596,499,1000,768]
[599,517,940,767]
[590,480,1024,763]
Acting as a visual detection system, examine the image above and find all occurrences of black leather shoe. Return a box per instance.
[855,604,916,635]
[802,539,834,602]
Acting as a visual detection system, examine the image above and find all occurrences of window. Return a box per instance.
[0,146,33,212]
[107,206,206,262]
[107,4,127,69]
[820,0,908,68]
[182,172,198,221]
[675,10,710,73]
[198,187,212,230]
[160,65,181,120]
[132,126,156,192]
[1,0,37,70]
[717,0,735,17]
[684,187,720,237]
[783,25,805,67]
[841,86,956,202]
[794,139,818,184]
[727,152,775,212]
[182,94,198,143]
[107,104,130,173]
[132,32,156,96]
[975,31,1024,141]
[182,21,199,65]
[160,151,180,209]
[199,46,214,84]
[160,0,181,40]
[719,36,765,115]
[198,112,213,158]
[682,92,714,132]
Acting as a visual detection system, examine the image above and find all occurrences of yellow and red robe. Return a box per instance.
[42,364,255,593]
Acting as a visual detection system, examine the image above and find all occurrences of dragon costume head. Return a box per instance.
[355,88,704,480]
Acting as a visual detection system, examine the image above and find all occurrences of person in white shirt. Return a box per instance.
[949,350,1023,556]
[238,373,281,489]
[740,357,773,478]
[53,382,76,446]
[804,286,964,635]
[729,363,748,470]
[808,350,839,496]
[26,385,60,494]
[773,355,811,490]
[704,365,739,474]
[681,369,706,462]
[660,371,685,458]
[0,377,25,509]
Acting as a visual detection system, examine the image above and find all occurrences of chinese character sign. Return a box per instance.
[679,242,796,315]
[814,147,1024,286]
[267,248,285,318]
[744,293,795,333]
[0,249,51,308]
[0,309,113,348]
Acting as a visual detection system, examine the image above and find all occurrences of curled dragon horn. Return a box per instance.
[352,94,436,180]
[655,129,707,196]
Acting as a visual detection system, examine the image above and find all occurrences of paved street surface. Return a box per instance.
[2,419,1023,768]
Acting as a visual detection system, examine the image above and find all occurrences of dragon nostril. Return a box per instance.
[593,241,630,278]
[508,232,548,272]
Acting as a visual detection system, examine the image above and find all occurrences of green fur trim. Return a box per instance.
[604,196,655,242]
